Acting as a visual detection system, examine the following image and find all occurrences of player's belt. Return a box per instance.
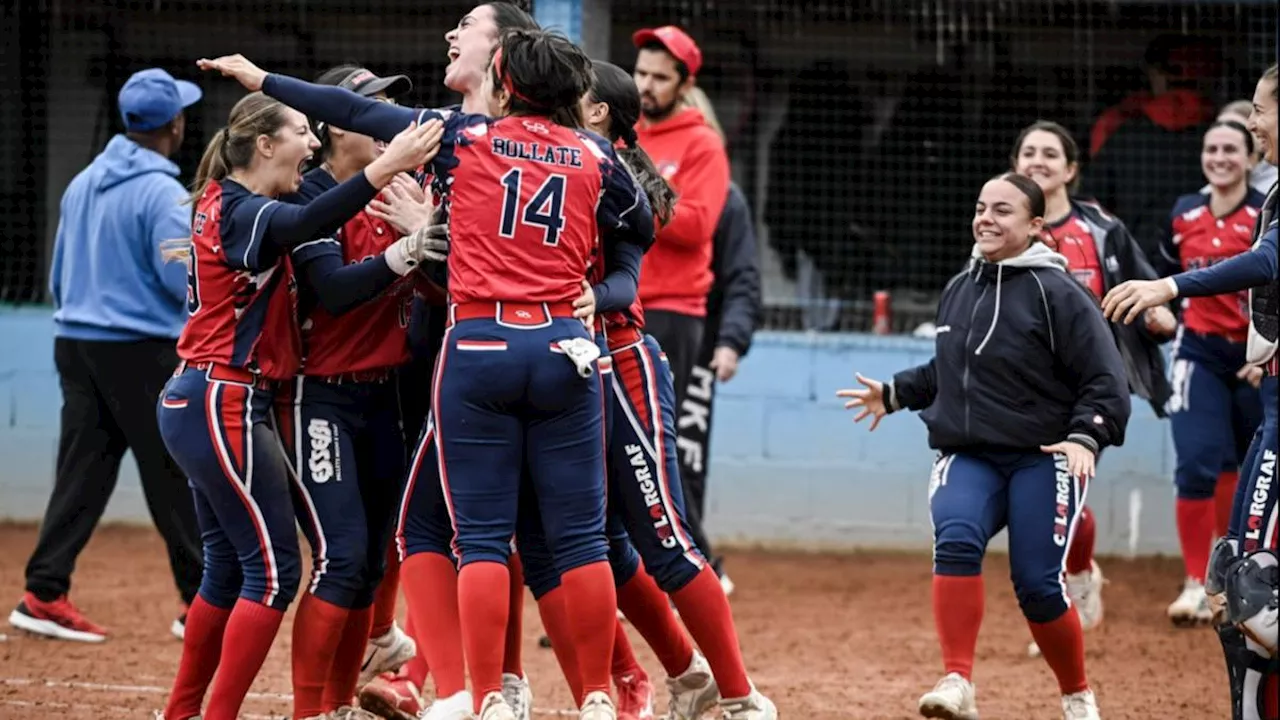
[1266,354,1279,377]
[449,301,577,328]
[605,325,644,353]
[313,368,394,385]
[176,360,273,390]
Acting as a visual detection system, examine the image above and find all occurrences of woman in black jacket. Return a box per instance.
[838,173,1130,720]
[1009,119,1175,655]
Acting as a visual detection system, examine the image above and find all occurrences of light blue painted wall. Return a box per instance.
[0,307,1181,556]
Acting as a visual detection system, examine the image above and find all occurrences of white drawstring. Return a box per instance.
[974,263,1003,355]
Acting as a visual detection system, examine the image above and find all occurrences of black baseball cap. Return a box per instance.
[336,67,413,99]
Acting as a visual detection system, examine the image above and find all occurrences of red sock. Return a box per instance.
[459,561,510,711]
[204,599,285,720]
[670,566,751,699]
[291,594,348,717]
[560,561,618,697]
[504,552,526,678]
[616,568,694,677]
[401,552,466,698]
[323,605,373,710]
[537,586,583,705]
[933,575,984,680]
[1027,609,1089,694]
[1066,506,1095,575]
[402,611,430,689]
[611,619,645,678]
[370,543,401,638]
[1177,497,1215,582]
[163,595,232,720]
[1214,471,1239,539]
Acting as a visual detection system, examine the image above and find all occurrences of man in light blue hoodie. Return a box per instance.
[7,69,204,644]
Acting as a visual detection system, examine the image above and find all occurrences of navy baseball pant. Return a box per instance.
[434,304,608,572]
[930,450,1086,623]
[1230,375,1279,554]
[157,364,301,611]
[273,375,405,609]
[1168,352,1262,501]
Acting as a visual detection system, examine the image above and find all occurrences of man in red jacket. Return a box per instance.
[632,25,731,419]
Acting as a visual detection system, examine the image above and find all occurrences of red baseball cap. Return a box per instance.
[632,25,702,77]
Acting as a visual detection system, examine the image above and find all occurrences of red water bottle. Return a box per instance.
[873,290,892,335]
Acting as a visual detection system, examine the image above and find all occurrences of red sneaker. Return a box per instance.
[8,592,108,642]
[615,671,656,720]
[358,671,424,720]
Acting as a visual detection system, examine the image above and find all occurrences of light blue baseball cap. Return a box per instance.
[118,68,203,132]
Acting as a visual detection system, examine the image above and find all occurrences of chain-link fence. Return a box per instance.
[2,1,1276,332]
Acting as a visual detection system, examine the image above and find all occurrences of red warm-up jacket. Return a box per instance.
[634,107,730,317]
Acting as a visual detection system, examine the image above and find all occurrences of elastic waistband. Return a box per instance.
[449,301,577,329]
[606,325,644,353]
[308,368,395,385]
[176,360,274,390]
[1183,328,1249,345]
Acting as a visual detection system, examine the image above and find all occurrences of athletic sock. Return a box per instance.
[1176,497,1215,582]
[323,605,373,709]
[203,599,285,720]
[1214,471,1239,539]
[933,575,984,680]
[458,560,509,712]
[1027,609,1089,694]
[670,565,752,699]
[1065,506,1096,575]
[611,618,645,678]
[504,552,526,679]
[290,593,348,717]
[616,568,694,677]
[560,562,618,697]
[402,611,430,688]
[537,586,583,705]
[369,543,401,638]
[163,595,232,720]
[401,552,467,698]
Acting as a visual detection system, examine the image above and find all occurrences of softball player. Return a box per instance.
[841,173,1131,720]
[1155,120,1266,627]
[1011,120,1175,654]
[154,91,438,720]
[1102,63,1278,720]
[518,61,778,720]
[269,65,447,719]
[203,29,655,720]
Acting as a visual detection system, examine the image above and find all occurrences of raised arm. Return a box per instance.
[262,74,426,142]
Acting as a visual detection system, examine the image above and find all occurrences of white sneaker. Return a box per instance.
[720,689,777,720]
[918,673,979,720]
[1067,561,1105,630]
[360,622,417,685]
[1167,578,1213,627]
[422,690,476,720]
[501,673,533,720]
[719,572,735,597]
[665,652,720,720]
[1061,689,1101,720]
[477,691,516,720]
[579,691,617,720]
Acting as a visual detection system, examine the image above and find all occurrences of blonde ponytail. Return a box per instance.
[189,128,231,222]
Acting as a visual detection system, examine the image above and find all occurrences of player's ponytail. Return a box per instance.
[188,92,290,221]
[189,127,232,221]
[490,28,592,122]
[589,60,677,226]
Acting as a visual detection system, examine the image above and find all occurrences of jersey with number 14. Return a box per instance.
[429,112,650,304]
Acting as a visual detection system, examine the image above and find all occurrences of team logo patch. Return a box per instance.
[308,418,338,484]
[522,120,549,135]
[193,211,208,236]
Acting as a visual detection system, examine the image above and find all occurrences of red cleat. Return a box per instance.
[615,671,656,720]
[8,592,108,643]
[358,671,425,720]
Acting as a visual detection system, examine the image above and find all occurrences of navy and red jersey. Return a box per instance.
[1161,189,1266,341]
[259,75,654,307]
[177,179,301,380]
[1042,210,1105,300]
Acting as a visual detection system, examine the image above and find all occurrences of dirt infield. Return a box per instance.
[0,522,1227,719]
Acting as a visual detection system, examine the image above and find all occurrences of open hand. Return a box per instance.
[1101,278,1178,325]
[369,120,445,184]
[196,54,268,91]
[1041,440,1096,480]
[835,373,887,431]
[573,280,596,331]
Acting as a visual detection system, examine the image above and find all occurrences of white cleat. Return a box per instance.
[918,672,979,720]
[665,652,720,720]
[502,673,533,720]
[1061,690,1101,720]
[477,691,517,720]
[360,622,417,686]
[580,691,617,720]
[1167,578,1213,627]
[1030,561,1106,657]
[720,688,777,720]
[719,573,735,597]
[421,690,477,720]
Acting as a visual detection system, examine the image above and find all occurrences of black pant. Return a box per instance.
[25,338,202,604]
[644,310,718,568]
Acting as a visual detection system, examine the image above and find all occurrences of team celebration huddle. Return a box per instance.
[5,0,1278,719]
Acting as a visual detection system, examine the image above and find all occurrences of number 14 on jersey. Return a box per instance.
[499,168,567,247]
